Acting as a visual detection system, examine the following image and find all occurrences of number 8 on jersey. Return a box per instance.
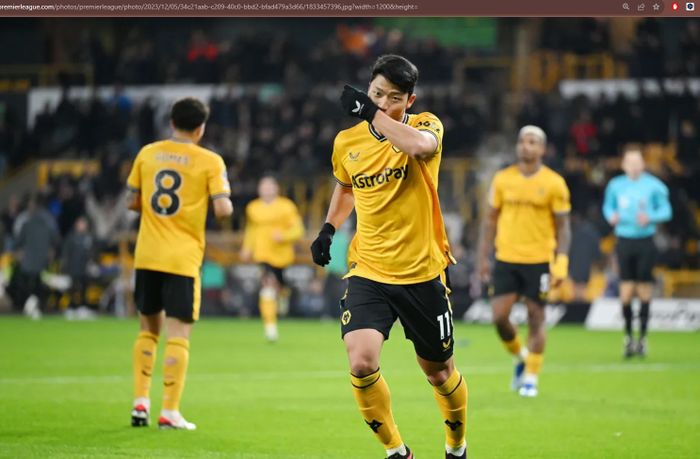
[151,169,182,216]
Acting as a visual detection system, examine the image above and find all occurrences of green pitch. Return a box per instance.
[0,317,698,458]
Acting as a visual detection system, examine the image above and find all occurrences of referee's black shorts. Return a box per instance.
[616,236,656,282]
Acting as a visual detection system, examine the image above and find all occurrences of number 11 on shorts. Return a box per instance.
[437,311,452,339]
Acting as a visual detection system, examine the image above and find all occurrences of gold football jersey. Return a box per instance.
[332,112,454,284]
[127,139,230,278]
[242,197,304,268]
[489,165,571,264]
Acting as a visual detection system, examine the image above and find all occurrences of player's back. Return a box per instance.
[129,139,227,278]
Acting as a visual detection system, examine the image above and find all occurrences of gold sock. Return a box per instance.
[351,370,403,450]
[432,369,468,448]
[525,352,544,376]
[132,331,158,400]
[259,287,278,326]
[502,335,522,357]
[162,337,190,412]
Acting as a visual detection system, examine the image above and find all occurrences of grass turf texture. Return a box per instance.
[0,317,698,458]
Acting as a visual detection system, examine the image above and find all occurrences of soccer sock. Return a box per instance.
[132,331,159,401]
[622,303,633,337]
[639,301,650,338]
[350,370,403,451]
[502,335,527,360]
[446,443,468,456]
[432,369,468,450]
[162,337,190,412]
[259,287,278,327]
[524,352,544,380]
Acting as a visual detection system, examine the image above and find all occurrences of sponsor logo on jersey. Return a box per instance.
[503,198,548,210]
[351,165,408,189]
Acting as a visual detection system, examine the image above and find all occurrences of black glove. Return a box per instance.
[340,85,379,123]
[310,222,335,266]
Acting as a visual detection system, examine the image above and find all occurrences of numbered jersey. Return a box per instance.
[127,139,230,278]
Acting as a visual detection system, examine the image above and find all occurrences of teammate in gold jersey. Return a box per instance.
[126,97,233,430]
[240,174,304,342]
[310,55,467,459]
[478,125,571,398]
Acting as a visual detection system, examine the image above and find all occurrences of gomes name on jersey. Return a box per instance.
[351,165,408,189]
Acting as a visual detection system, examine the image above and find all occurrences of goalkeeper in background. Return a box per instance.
[478,125,571,398]
[240,174,304,342]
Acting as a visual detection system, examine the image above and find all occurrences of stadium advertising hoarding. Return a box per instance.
[586,297,700,331]
[560,78,700,99]
[464,299,568,327]
[466,298,700,331]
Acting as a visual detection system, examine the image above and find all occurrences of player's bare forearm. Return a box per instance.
[126,189,141,212]
[478,207,499,261]
[555,213,571,255]
[325,183,355,229]
[372,111,437,159]
[477,207,498,281]
[213,196,234,219]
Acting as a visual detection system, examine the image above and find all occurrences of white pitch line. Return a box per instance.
[0,363,698,385]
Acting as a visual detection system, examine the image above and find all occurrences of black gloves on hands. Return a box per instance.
[310,222,336,266]
[340,85,379,123]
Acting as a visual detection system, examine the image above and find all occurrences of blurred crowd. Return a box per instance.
[40,18,700,85]
[77,21,476,86]
[540,18,700,77]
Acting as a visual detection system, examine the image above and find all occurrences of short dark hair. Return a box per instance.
[370,54,419,95]
[170,97,209,131]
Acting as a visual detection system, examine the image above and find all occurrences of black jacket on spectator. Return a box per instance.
[16,209,60,274]
[61,231,94,278]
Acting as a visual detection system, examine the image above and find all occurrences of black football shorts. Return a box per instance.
[340,272,455,362]
[134,269,200,322]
